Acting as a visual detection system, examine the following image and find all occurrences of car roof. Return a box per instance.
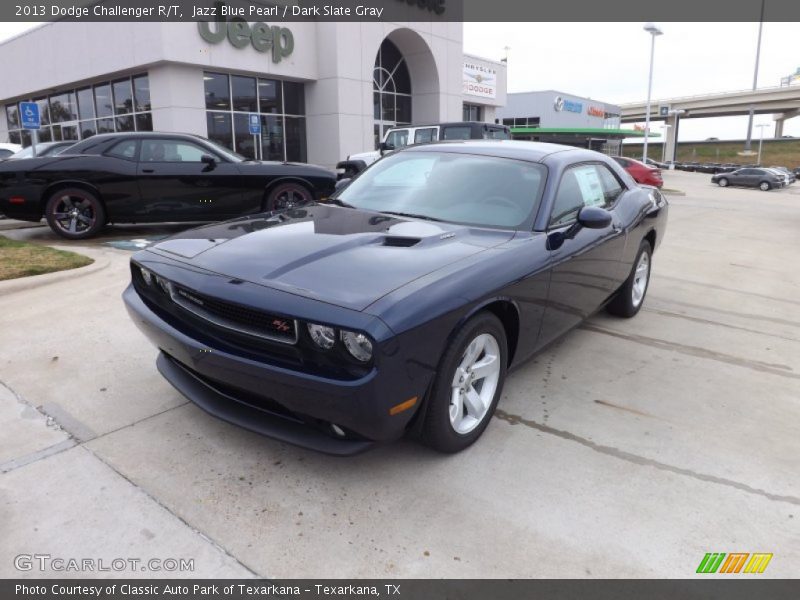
[389,121,508,130]
[400,139,595,163]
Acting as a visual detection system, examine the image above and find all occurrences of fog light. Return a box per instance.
[307,323,335,350]
[140,267,153,285]
[341,330,373,362]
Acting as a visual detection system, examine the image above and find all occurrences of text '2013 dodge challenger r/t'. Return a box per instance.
[123,140,668,455]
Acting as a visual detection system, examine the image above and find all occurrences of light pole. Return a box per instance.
[642,22,663,163]
[756,123,769,165]
[744,0,766,153]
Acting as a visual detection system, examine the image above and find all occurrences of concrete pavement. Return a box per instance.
[1,171,798,578]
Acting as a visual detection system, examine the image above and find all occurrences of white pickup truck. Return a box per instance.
[335,121,510,179]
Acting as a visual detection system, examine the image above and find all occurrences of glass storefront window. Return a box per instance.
[258,79,281,113]
[33,97,50,126]
[231,76,257,113]
[49,92,77,123]
[283,82,305,115]
[94,84,113,118]
[233,113,257,159]
[207,112,233,151]
[206,75,306,163]
[261,115,284,162]
[204,72,230,110]
[113,79,133,114]
[285,117,307,163]
[6,105,19,128]
[77,88,95,120]
[7,74,152,147]
[133,75,151,112]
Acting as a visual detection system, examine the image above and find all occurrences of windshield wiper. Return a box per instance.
[380,210,443,222]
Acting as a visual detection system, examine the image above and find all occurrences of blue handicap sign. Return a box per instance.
[248,114,261,135]
[20,102,40,129]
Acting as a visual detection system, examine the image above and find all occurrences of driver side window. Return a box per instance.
[384,130,409,149]
[550,164,621,228]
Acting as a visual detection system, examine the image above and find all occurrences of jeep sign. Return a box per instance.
[198,1,294,63]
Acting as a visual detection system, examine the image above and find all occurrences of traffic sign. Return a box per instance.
[20,102,40,129]
[248,114,261,135]
[659,105,669,117]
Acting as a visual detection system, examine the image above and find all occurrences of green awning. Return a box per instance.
[510,127,659,138]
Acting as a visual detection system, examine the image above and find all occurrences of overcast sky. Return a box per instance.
[1,21,798,141]
[464,22,800,140]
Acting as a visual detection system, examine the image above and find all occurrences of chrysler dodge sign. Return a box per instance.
[554,96,583,113]
[463,62,496,99]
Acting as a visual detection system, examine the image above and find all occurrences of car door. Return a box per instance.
[537,162,628,347]
[135,138,245,222]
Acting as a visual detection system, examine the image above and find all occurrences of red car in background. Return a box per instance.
[612,156,664,188]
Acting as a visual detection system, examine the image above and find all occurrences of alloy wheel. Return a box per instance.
[51,194,96,235]
[449,333,501,434]
[631,251,650,307]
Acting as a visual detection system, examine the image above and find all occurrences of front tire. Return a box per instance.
[265,182,313,211]
[759,181,771,191]
[421,312,507,453]
[44,188,106,240]
[607,240,652,318]
[718,178,729,187]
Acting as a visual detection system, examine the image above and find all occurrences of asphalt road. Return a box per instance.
[1,170,798,578]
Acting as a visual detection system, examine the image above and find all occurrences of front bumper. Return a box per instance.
[123,285,432,455]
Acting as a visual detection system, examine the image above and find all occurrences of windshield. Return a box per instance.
[336,150,547,229]
[202,138,246,162]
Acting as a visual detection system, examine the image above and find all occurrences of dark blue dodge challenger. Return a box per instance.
[123,141,668,454]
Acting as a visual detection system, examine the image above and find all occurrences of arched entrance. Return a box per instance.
[372,29,440,148]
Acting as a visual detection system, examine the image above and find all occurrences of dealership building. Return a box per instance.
[0,16,506,168]
[497,91,644,153]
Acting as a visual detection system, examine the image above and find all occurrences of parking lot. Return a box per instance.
[1,169,799,578]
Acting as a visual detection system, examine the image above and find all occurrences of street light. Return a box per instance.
[642,22,663,163]
[744,0,766,154]
[756,123,769,165]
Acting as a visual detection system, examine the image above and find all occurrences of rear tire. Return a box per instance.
[759,181,771,191]
[421,312,507,453]
[265,182,313,211]
[718,178,729,187]
[607,240,652,318]
[44,187,106,240]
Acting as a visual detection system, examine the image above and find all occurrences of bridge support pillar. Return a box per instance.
[664,113,680,163]
[773,109,799,138]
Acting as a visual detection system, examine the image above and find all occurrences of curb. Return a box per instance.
[0,246,111,296]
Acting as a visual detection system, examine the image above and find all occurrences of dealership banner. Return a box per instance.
[462,61,496,99]
[2,0,800,22]
[4,580,800,599]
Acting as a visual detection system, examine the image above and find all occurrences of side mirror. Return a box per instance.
[379,142,395,155]
[334,178,351,192]
[201,154,217,167]
[577,206,613,230]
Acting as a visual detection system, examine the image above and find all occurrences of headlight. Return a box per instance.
[341,330,373,362]
[139,267,153,285]
[307,323,335,350]
[155,275,170,294]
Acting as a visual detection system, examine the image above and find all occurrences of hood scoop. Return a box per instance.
[382,236,421,248]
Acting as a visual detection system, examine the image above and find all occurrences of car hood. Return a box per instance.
[147,204,514,312]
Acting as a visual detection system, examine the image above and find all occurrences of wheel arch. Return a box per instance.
[454,298,521,368]
[643,228,656,252]
[262,176,316,210]
[41,180,106,217]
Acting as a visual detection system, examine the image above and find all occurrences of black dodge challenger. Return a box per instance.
[123,140,668,454]
[0,132,336,239]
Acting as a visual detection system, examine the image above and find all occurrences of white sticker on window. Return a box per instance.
[573,165,605,207]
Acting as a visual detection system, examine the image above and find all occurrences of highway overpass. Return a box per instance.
[620,85,800,159]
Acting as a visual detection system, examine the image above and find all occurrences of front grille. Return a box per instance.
[169,283,298,345]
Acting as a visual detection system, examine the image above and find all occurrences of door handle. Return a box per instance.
[141,168,155,174]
